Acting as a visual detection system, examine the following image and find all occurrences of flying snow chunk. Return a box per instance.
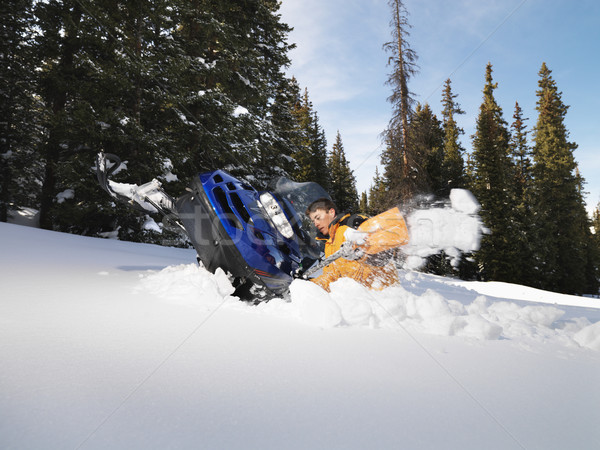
[401,188,483,269]
[450,188,480,215]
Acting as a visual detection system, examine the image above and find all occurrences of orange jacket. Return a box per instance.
[310,213,400,292]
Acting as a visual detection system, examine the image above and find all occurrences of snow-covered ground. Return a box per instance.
[1,221,599,449]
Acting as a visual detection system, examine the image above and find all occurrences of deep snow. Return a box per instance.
[1,221,600,449]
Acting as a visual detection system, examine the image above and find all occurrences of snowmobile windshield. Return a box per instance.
[269,177,331,239]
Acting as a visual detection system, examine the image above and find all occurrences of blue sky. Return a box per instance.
[278,0,600,215]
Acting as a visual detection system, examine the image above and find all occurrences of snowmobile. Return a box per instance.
[95,152,326,300]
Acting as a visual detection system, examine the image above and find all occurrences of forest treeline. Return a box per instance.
[1,0,599,294]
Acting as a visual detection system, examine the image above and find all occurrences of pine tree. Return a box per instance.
[308,112,330,188]
[590,204,600,295]
[289,88,329,186]
[510,102,533,198]
[289,88,313,182]
[30,0,295,240]
[470,63,514,282]
[0,0,41,222]
[328,131,358,213]
[267,76,304,182]
[592,205,600,246]
[407,103,444,196]
[381,0,418,205]
[439,79,465,196]
[358,191,369,214]
[35,0,86,231]
[531,63,591,294]
[368,167,388,215]
[32,0,183,239]
[463,153,476,192]
[408,103,454,276]
[169,0,295,186]
[508,101,536,286]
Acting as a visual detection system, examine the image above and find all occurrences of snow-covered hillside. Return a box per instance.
[1,222,599,449]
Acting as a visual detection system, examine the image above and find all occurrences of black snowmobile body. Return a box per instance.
[96,152,326,299]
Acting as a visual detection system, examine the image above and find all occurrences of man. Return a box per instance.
[305,198,401,292]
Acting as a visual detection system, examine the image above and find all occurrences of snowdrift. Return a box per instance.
[2,222,600,450]
[137,261,600,350]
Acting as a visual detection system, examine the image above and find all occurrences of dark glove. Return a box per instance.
[292,267,306,279]
[292,257,317,280]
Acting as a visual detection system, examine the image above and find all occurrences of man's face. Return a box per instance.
[308,208,336,236]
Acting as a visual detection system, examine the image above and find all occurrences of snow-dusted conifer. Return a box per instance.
[0,0,41,222]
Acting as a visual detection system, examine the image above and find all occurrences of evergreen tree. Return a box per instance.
[289,88,313,182]
[308,112,330,188]
[358,191,369,214]
[379,126,404,205]
[33,0,184,239]
[0,0,41,222]
[463,152,476,192]
[171,0,295,184]
[34,0,90,231]
[470,63,514,282]
[510,102,533,198]
[508,101,536,286]
[408,103,444,195]
[531,63,591,294]
[328,131,358,213]
[408,103,454,276]
[267,76,303,182]
[439,78,465,196]
[590,204,600,295]
[289,88,329,186]
[29,0,295,240]
[381,0,419,205]
[592,205,600,247]
[368,167,388,215]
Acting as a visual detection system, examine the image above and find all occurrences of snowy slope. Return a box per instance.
[1,222,599,450]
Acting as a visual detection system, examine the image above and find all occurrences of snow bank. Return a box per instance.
[3,222,599,450]
[284,278,600,349]
[137,264,235,308]
[137,264,600,350]
[573,320,600,350]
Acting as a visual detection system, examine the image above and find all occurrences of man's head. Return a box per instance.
[306,198,337,236]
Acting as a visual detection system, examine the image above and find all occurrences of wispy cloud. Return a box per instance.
[281,0,388,105]
[279,0,393,190]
